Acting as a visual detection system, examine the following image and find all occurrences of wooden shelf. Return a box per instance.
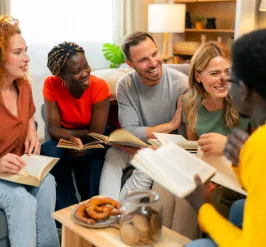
[185,28,234,33]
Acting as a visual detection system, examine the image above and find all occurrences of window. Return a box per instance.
[11,0,113,44]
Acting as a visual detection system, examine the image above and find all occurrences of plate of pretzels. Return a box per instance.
[72,196,121,228]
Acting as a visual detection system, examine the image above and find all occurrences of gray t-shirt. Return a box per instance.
[116,66,188,141]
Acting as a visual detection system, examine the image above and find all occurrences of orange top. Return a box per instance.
[43,75,111,129]
[0,81,36,157]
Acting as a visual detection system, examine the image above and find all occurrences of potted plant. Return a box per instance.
[102,43,125,68]
[194,16,205,30]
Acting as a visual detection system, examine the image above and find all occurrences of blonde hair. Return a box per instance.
[184,41,239,132]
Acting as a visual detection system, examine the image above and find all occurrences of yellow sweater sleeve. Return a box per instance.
[198,137,266,247]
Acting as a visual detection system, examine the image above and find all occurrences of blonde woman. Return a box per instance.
[154,42,255,240]
[182,41,256,219]
[183,41,255,156]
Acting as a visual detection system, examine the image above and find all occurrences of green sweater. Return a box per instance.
[182,99,255,137]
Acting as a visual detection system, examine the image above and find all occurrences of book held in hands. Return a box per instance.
[130,143,246,198]
[57,137,104,151]
[0,154,59,187]
[149,133,198,153]
[89,129,149,148]
[58,129,149,150]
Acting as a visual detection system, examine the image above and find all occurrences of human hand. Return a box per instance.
[118,146,141,156]
[198,133,227,156]
[69,136,86,157]
[24,130,40,155]
[185,175,213,213]
[169,95,183,131]
[0,153,27,174]
[224,128,249,166]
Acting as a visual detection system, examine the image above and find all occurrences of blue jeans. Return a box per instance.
[41,140,106,210]
[186,199,245,247]
[0,174,59,247]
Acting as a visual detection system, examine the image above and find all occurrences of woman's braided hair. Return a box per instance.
[47,41,84,76]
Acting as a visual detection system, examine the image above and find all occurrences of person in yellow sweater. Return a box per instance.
[185,29,266,247]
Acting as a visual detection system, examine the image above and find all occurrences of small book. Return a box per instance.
[149,133,198,153]
[130,143,245,198]
[57,135,105,151]
[89,129,149,148]
[0,154,59,187]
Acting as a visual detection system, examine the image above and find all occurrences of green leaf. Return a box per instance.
[110,64,119,68]
[102,43,125,65]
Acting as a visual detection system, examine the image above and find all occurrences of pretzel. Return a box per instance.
[75,204,96,224]
[86,205,112,220]
[87,197,121,210]
[85,197,121,220]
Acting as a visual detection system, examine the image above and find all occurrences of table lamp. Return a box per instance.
[148,4,185,60]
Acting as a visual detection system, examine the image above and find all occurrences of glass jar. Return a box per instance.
[119,190,162,246]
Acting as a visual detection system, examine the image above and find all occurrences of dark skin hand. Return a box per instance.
[185,175,216,213]
[224,128,249,166]
[45,98,109,156]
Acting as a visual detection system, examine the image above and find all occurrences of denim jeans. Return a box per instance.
[186,199,245,247]
[0,174,59,247]
[41,140,106,210]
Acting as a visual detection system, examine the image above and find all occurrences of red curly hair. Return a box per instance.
[0,16,28,88]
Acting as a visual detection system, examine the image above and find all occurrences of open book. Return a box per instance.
[197,149,246,196]
[148,133,198,153]
[57,135,105,151]
[89,129,149,148]
[130,143,245,198]
[0,154,59,187]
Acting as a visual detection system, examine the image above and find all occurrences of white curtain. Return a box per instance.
[113,0,154,45]
[0,0,10,15]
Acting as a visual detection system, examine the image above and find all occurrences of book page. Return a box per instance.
[176,141,198,151]
[57,139,79,146]
[131,150,197,198]
[200,153,247,195]
[21,154,57,179]
[147,139,162,147]
[82,135,104,147]
[57,139,81,150]
[109,129,149,147]
[88,133,108,143]
[81,144,104,150]
[153,133,186,146]
[156,143,216,184]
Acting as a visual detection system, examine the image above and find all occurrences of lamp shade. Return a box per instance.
[148,4,185,33]
[260,0,266,11]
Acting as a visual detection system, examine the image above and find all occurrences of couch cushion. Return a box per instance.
[92,68,131,101]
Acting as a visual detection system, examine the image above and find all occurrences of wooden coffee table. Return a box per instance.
[52,203,191,247]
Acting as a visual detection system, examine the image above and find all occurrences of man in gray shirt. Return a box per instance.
[99,31,188,200]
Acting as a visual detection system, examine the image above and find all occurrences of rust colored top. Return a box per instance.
[0,81,36,157]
